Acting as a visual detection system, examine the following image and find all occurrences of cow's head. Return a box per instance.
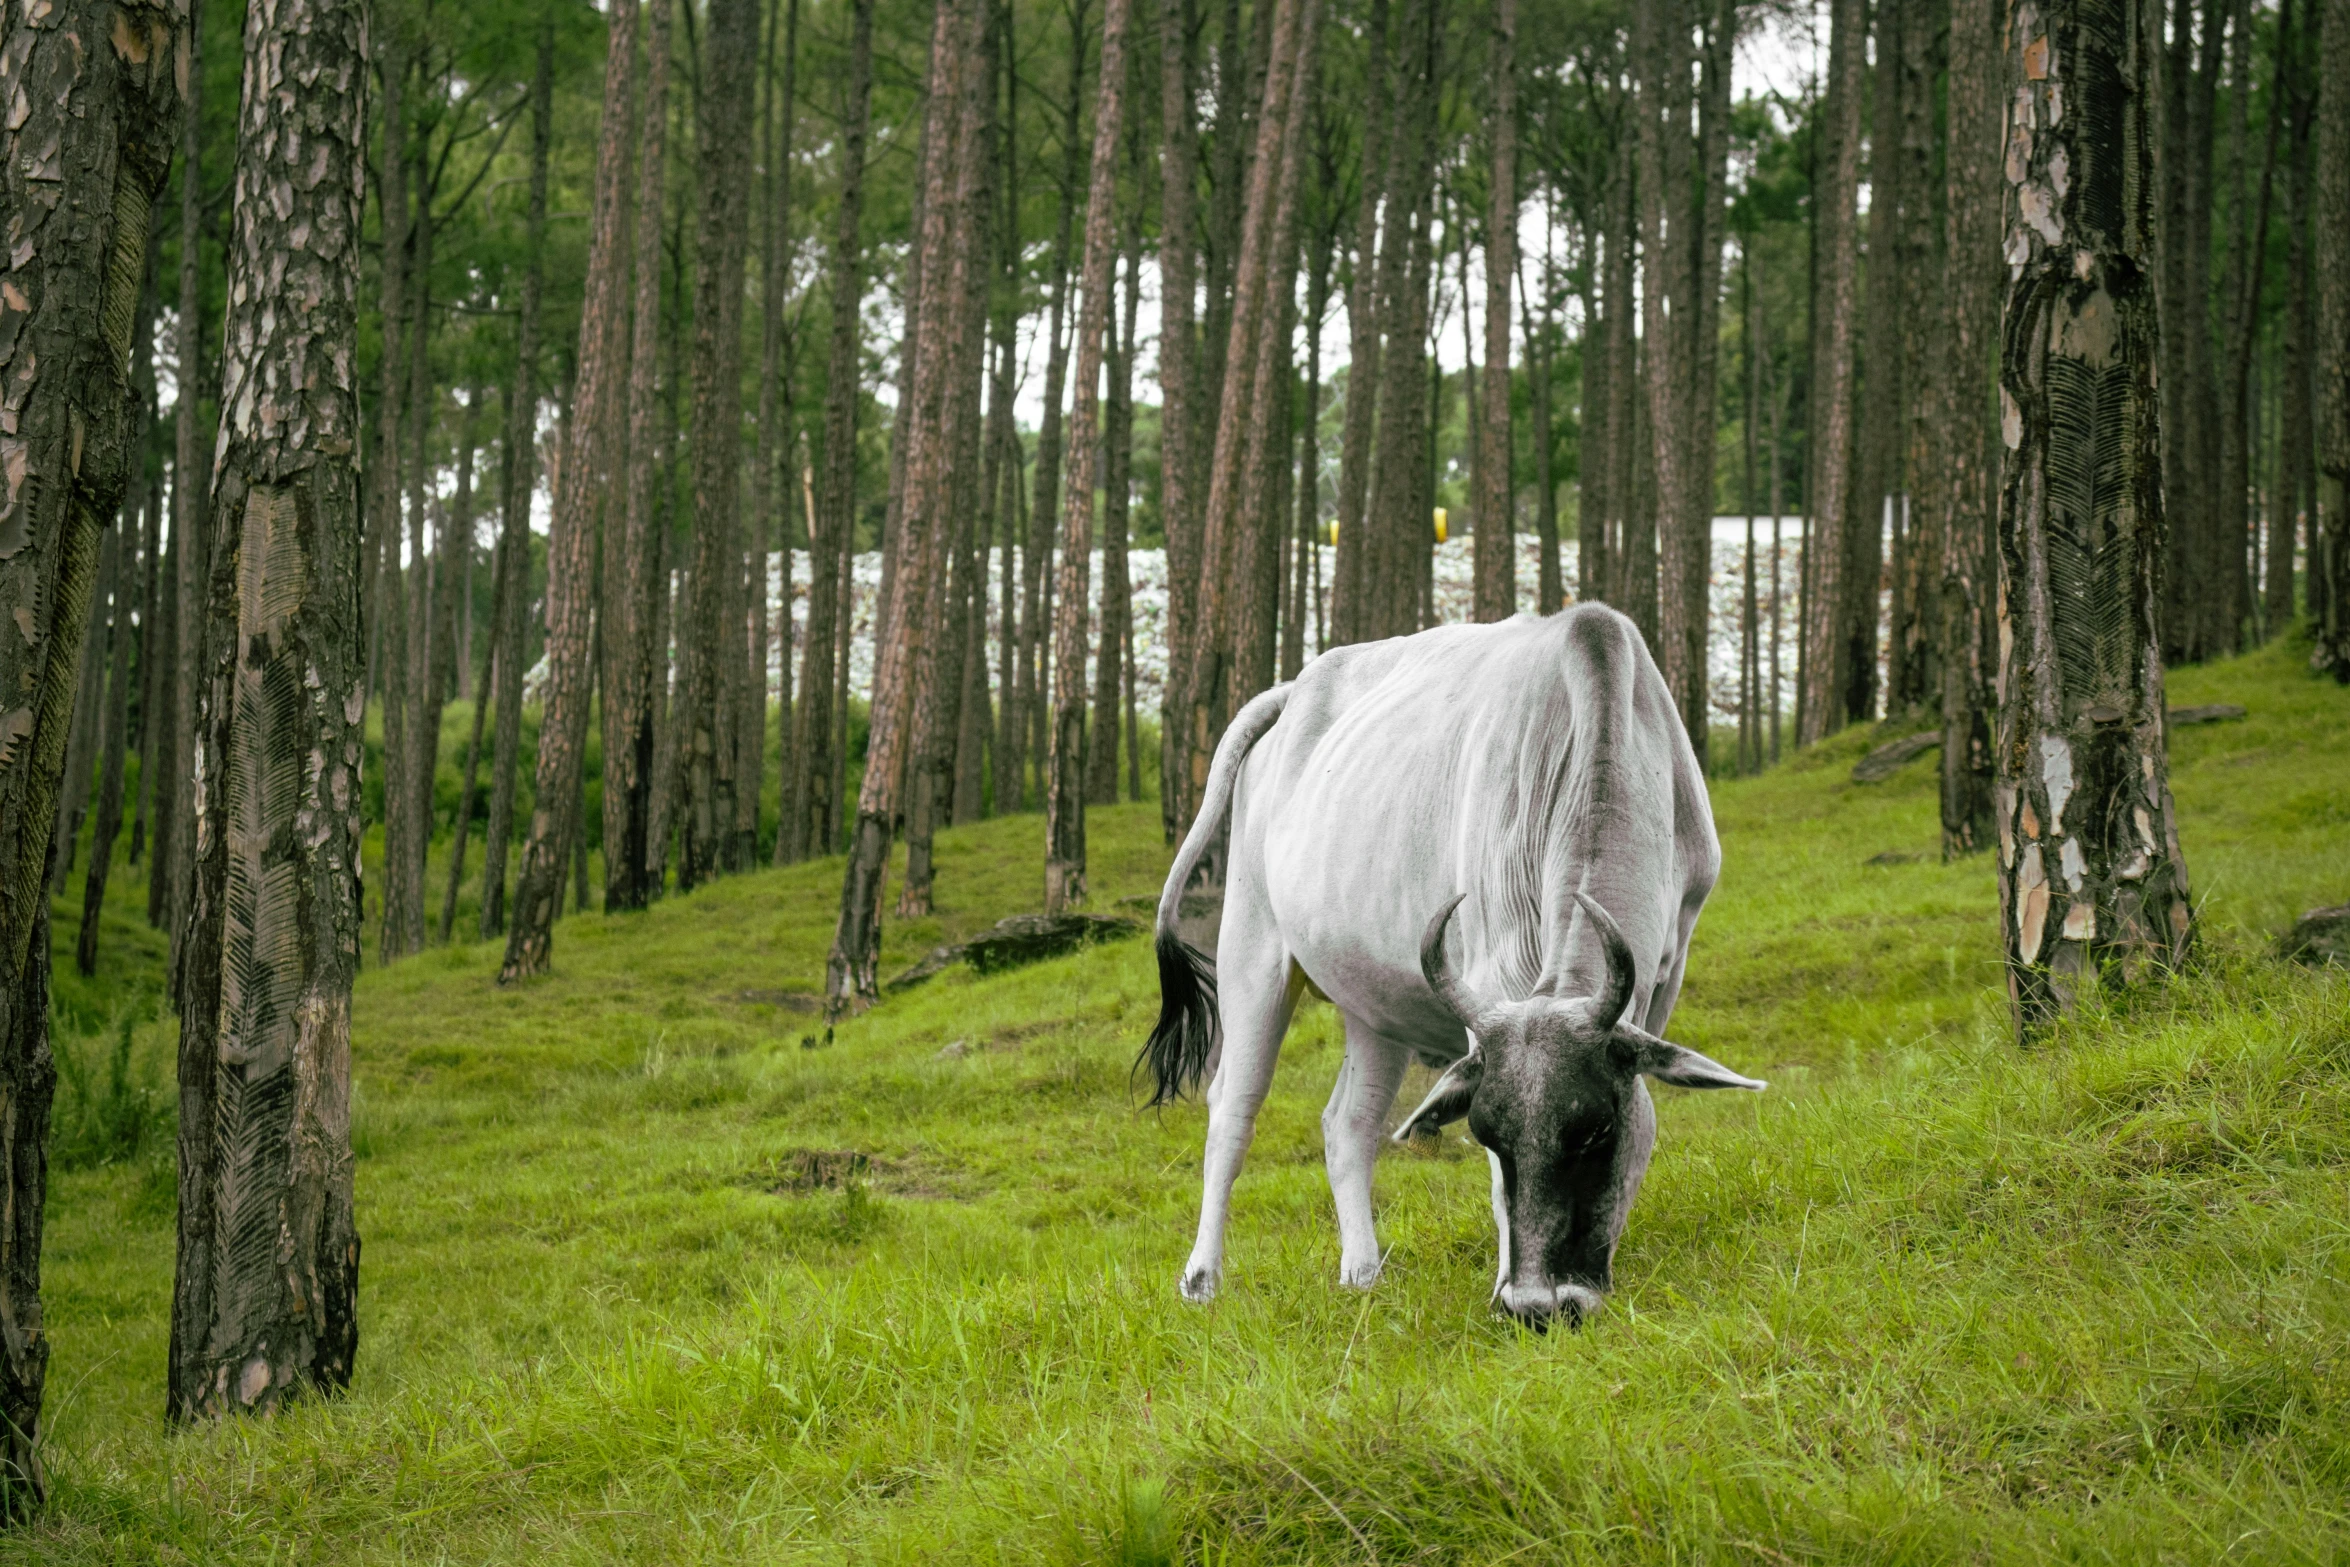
[1393,893,1763,1328]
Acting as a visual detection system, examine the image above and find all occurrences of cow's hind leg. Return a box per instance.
[1323,1017,1411,1290]
[1180,927,1302,1304]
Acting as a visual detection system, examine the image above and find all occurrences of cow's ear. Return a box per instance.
[1624,1030,1766,1092]
[1392,1054,1482,1143]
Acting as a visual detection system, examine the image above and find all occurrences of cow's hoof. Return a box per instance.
[1338,1258,1383,1291]
[1179,1267,1219,1303]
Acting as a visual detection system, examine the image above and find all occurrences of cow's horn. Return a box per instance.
[1420,895,1497,1034]
[1575,892,1638,1030]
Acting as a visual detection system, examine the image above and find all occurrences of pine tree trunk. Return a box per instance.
[443,535,505,942]
[672,0,760,893]
[1852,0,1910,728]
[499,0,647,980]
[1090,211,1143,803]
[386,175,436,964]
[1524,245,1562,616]
[1889,0,1945,715]
[373,48,415,966]
[1327,0,1393,650]
[786,0,873,862]
[145,531,178,927]
[0,0,178,1488]
[1600,127,1639,613]
[1184,0,1313,822]
[1798,0,1865,744]
[1940,0,2001,855]
[133,415,168,867]
[1285,208,1332,678]
[169,0,361,1422]
[1045,0,1136,911]
[605,0,673,901]
[1227,0,1319,715]
[1471,0,1518,624]
[1635,0,1702,743]
[165,0,210,988]
[2273,23,2314,636]
[51,548,110,892]
[1995,0,2194,1035]
[743,0,800,870]
[2220,0,2288,650]
[2320,0,2350,677]
[900,24,999,919]
[76,493,136,974]
[482,24,554,939]
[1156,0,1205,834]
[1365,0,1436,648]
[827,0,984,1012]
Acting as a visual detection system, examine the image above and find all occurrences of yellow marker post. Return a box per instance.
[1433,507,1448,543]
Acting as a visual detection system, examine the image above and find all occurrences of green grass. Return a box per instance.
[13,632,2350,1564]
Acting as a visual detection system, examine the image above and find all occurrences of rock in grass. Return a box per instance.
[884,913,1145,993]
[1852,732,1941,783]
[2168,703,2247,726]
[2276,905,2350,967]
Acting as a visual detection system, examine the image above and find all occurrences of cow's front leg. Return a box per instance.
[1181,947,1302,1303]
[1322,1021,1410,1290]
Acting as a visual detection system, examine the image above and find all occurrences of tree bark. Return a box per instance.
[1888,0,1945,716]
[1090,198,1144,802]
[482,22,554,938]
[1155,0,1205,836]
[672,0,760,892]
[787,0,873,861]
[901,5,1000,918]
[132,420,167,869]
[51,540,110,892]
[1940,0,2001,856]
[2321,0,2350,679]
[1995,0,2194,1035]
[1523,243,1561,616]
[1182,0,1312,825]
[2157,0,2228,662]
[165,0,210,987]
[1798,0,1865,745]
[1023,1,1091,821]
[169,0,361,1423]
[1228,0,1319,711]
[826,0,983,1013]
[0,0,179,1487]
[1046,0,1136,910]
[603,0,674,902]
[744,0,800,870]
[499,0,648,980]
[442,533,504,943]
[1327,0,1393,650]
[76,485,137,975]
[1472,0,1518,624]
[373,44,416,967]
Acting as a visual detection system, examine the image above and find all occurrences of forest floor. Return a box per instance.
[14,632,2350,1565]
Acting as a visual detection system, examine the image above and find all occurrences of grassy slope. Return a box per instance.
[14,635,2350,1565]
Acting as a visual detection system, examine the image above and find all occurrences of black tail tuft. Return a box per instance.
[1137,928,1218,1106]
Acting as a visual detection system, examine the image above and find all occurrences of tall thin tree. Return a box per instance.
[500,0,654,980]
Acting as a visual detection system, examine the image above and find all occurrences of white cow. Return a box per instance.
[1141,605,1764,1324]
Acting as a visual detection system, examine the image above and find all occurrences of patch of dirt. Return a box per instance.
[750,1147,957,1199]
[729,989,822,1014]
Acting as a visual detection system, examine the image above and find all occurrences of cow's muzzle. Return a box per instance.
[1497,1279,1604,1329]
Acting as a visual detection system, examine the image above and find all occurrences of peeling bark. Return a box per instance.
[1994,0,2194,1035]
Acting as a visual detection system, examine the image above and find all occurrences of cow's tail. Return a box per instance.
[1138,684,1293,1106]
